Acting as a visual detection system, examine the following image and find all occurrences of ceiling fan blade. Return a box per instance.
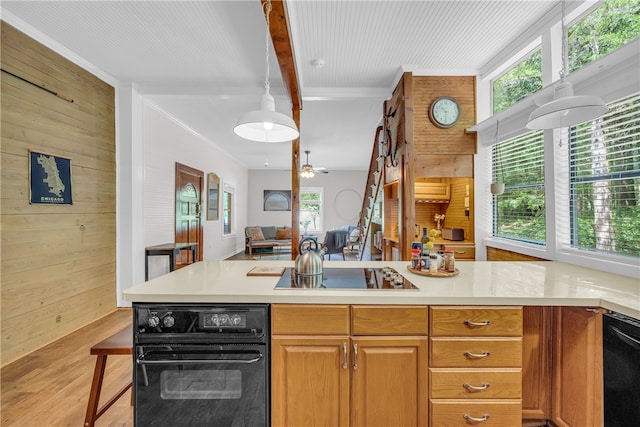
[315,169,329,174]
[314,166,327,171]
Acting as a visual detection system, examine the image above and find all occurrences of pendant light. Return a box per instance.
[233,0,299,143]
[526,0,607,130]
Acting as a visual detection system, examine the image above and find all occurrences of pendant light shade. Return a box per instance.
[233,0,299,143]
[526,0,607,130]
[234,91,299,143]
[526,81,608,130]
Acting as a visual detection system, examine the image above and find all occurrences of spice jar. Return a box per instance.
[444,250,456,273]
[429,254,439,273]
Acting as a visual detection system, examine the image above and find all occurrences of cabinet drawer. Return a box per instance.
[430,400,522,427]
[430,337,522,368]
[444,245,475,260]
[430,306,523,336]
[351,305,428,335]
[430,368,522,399]
[272,304,350,335]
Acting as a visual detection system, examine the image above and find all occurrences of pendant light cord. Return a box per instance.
[559,0,567,83]
[264,0,272,94]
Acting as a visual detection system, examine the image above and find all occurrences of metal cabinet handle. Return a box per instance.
[463,414,490,422]
[464,351,491,359]
[464,320,491,327]
[342,342,348,369]
[353,343,359,370]
[463,382,490,391]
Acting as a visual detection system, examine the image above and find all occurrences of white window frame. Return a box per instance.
[222,183,234,236]
[472,2,639,278]
[300,187,324,233]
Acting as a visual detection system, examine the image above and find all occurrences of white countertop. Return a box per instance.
[123,260,640,319]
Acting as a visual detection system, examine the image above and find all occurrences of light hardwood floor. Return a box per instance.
[1,309,134,426]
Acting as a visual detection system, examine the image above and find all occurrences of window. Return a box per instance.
[492,49,542,114]
[492,130,546,244]
[223,186,233,235]
[567,92,640,256]
[568,0,640,73]
[300,187,323,233]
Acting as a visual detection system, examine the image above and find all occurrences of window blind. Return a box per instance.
[492,130,546,244]
[566,92,640,257]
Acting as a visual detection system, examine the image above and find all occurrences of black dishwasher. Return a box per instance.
[603,312,640,427]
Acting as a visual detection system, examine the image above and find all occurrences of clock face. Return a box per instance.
[430,97,460,128]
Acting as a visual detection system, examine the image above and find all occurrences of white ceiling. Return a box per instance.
[1,0,572,172]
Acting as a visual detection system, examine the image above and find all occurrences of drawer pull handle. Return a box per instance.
[463,413,490,423]
[464,351,490,359]
[464,320,491,327]
[342,342,348,369]
[353,343,359,371]
[463,382,490,391]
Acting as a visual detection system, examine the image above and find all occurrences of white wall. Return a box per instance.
[143,102,249,279]
[248,169,368,238]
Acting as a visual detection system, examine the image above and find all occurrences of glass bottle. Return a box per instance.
[420,227,430,256]
[444,250,455,272]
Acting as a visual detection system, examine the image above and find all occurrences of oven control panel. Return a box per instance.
[200,312,246,329]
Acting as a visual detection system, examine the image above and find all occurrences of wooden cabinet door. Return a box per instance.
[351,337,428,427]
[271,336,350,427]
[551,307,604,427]
[522,306,552,421]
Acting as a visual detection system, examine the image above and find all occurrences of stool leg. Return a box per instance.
[84,354,107,427]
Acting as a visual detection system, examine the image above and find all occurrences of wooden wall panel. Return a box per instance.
[412,76,476,156]
[1,22,116,366]
[413,154,474,178]
[445,178,474,241]
[487,246,547,261]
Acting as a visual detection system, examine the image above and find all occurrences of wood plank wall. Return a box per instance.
[1,23,117,365]
[412,76,476,179]
[487,247,547,261]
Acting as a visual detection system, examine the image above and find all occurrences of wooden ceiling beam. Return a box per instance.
[261,0,301,111]
[261,0,302,259]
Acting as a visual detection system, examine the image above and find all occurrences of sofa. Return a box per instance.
[245,226,292,257]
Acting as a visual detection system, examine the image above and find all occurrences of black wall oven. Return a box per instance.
[133,303,270,426]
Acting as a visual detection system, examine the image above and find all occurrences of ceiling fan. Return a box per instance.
[301,150,328,178]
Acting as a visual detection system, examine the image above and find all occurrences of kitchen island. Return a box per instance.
[123,260,639,318]
[124,260,639,427]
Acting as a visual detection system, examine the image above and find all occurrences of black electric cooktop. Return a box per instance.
[274,267,418,290]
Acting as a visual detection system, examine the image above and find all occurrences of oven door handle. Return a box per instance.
[137,351,263,365]
[610,326,640,350]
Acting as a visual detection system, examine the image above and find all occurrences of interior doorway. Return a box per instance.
[175,162,203,266]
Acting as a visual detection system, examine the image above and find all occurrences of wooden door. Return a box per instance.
[271,337,350,427]
[175,163,203,264]
[351,337,428,427]
[551,306,604,427]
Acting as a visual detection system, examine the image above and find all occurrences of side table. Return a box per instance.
[145,242,197,281]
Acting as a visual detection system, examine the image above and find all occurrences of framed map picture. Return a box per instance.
[29,150,72,204]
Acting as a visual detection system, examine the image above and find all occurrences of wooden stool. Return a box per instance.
[84,325,133,427]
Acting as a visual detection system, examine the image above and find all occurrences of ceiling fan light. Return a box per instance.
[301,167,314,178]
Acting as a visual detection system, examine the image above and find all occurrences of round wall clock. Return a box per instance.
[429,96,460,128]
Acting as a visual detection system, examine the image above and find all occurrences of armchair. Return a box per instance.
[322,230,348,260]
